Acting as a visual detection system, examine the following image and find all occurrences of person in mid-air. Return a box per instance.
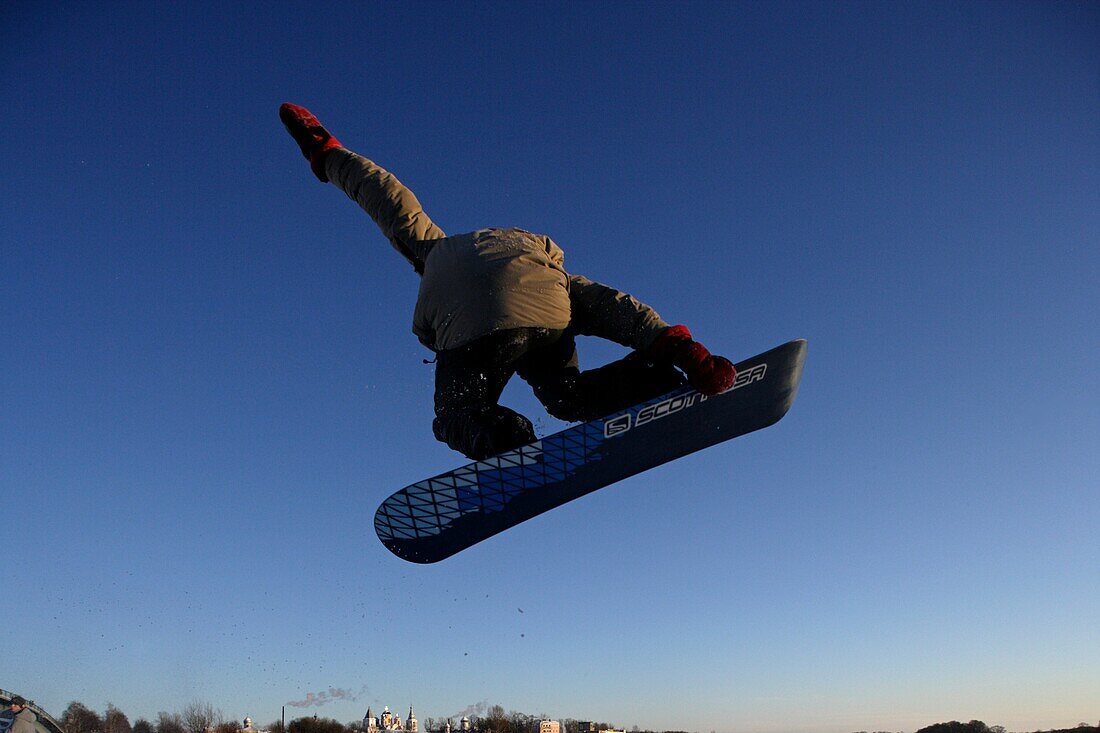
[279,102,735,460]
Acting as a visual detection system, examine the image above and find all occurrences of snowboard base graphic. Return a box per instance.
[375,339,807,563]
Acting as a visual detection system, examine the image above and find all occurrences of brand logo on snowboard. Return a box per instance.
[733,362,767,389]
[603,362,767,438]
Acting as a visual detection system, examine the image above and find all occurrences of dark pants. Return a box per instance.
[433,327,685,460]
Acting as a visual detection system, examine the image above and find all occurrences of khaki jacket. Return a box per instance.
[326,149,667,352]
[11,709,37,733]
[413,227,572,350]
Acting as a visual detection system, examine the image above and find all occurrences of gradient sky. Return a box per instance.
[2,2,1097,732]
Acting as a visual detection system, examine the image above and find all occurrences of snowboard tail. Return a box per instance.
[375,339,807,563]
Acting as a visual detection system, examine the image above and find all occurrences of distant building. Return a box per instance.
[363,707,418,733]
[538,722,560,733]
[242,718,266,733]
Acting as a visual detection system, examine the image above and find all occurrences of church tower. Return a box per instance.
[365,709,378,733]
[407,708,418,733]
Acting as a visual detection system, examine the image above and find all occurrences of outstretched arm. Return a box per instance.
[324,149,446,272]
[280,102,445,272]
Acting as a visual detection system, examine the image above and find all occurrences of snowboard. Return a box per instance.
[375,338,807,563]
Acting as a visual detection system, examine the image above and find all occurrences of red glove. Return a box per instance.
[648,325,736,395]
[279,102,343,182]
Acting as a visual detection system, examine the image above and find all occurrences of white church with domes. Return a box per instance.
[362,706,476,733]
[363,707,418,733]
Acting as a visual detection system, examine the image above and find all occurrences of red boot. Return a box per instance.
[648,324,736,395]
[279,102,343,182]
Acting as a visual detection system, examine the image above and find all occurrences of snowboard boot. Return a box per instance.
[279,102,343,182]
[433,405,537,461]
[534,353,685,422]
[647,324,736,395]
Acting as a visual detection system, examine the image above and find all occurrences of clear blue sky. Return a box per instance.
[2,2,1097,732]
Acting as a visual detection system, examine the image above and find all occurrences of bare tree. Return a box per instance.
[480,708,507,733]
[105,705,133,733]
[156,713,185,733]
[181,703,222,733]
[133,720,153,733]
[62,702,103,733]
[286,718,347,733]
[509,712,537,733]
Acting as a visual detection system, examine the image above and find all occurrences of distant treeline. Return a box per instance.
[56,702,628,733]
[49,702,1100,733]
[858,722,1099,733]
[912,723,1099,733]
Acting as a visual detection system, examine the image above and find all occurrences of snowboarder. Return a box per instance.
[280,102,735,460]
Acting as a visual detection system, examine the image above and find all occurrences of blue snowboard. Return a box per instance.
[375,339,807,563]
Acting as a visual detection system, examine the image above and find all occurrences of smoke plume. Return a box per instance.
[450,701,491,720]
[286,686,369,708]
